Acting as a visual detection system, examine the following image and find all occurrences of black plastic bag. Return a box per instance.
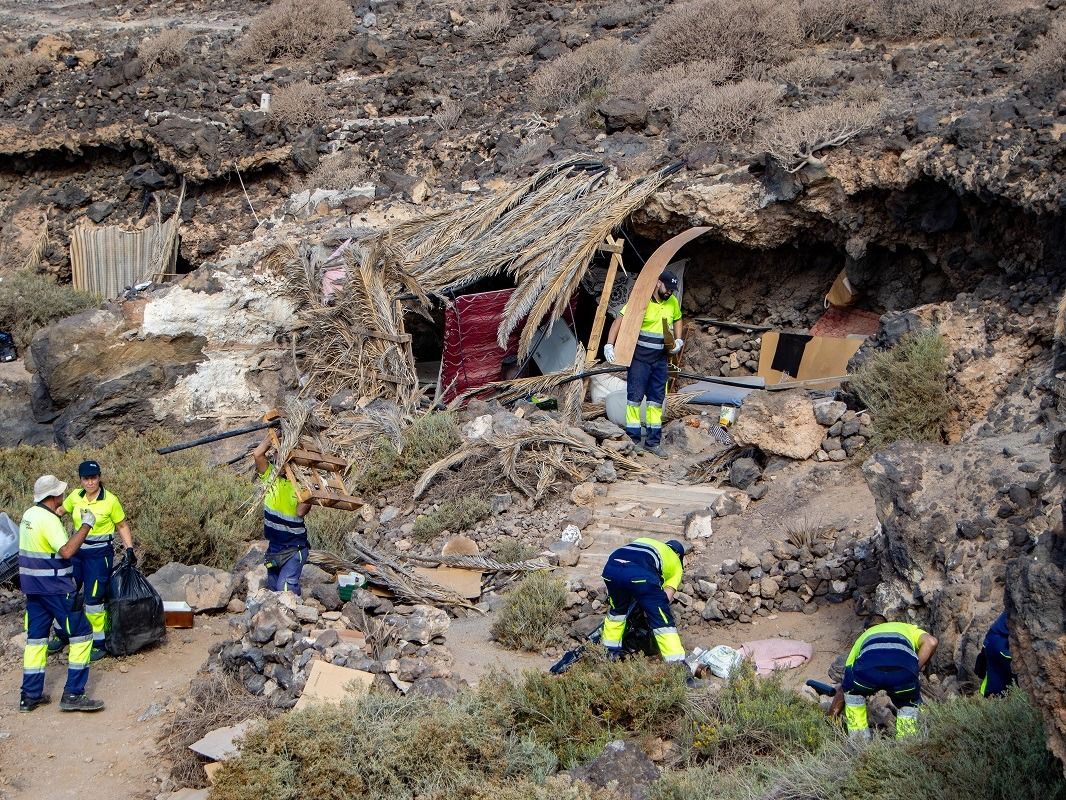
[550,607,657,674]
[105,559,166,656]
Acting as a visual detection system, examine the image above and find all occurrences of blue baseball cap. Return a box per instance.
[78,460,101,478]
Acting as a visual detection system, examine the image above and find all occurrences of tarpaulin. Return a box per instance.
[440,289,521,403]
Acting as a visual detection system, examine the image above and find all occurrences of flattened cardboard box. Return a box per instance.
[293,660,374,712]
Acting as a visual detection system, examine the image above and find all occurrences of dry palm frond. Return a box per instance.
[664,392,701,420]
[345,537,482,610]
[21,219,48,272]
[411,447,482,498]
[685,445,743,483]
[560,343,586,423]
[404,554,552,572]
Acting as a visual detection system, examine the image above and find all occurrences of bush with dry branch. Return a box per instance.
[640,59,733,118]
[772,55,840,87]
[799,0,866,42]
[530,38,634,110]
[303,148,368,191]
[466,9,513,44]
[676,79,783,144]
[139,28,192,73]
[638,0,801,74]
[1024,15,1066,89]
[433,96,462,130]
[0,52,49,99]
[506,33,537,56]
[758,98,882,172]
[869,0,1000,39]
[239,0,354,63]
[269,80,329,130]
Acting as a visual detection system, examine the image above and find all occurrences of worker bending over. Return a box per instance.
[253,435,313,595]
[49,460,135,661]
[604,271,683,457]
[600,537,687,664]
[831,620,938,739]
[977,611,1015,697]
[19,475,104,713]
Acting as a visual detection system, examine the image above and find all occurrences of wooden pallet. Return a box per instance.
[269,431,364,511]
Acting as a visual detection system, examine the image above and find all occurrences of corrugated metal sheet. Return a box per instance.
[70,210,180,299]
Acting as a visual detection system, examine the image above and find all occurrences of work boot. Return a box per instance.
[90,646,108,662]
[59,693,105,712]
[19,693,51,713]
[47,634,66,654]
[643,444,666,458]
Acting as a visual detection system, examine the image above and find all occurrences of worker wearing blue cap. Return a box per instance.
[48,460,135,661]
[604,271,683,457]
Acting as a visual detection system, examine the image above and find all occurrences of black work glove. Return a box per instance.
[125,547,137,567]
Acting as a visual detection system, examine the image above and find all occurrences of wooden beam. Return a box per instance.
[596,242,624,254]
[585,234,623,369]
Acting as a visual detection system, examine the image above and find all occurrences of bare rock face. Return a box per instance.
[732,389,824,460]
[862,436,1053,676]
[1006,529,1066,773]
[0,362,53,446]
[27,263,299,447]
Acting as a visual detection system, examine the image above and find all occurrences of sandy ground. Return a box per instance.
[0,618,228,800]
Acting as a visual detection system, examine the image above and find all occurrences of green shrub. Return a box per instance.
[654,688,1066,800]
[486,649,688,765]
[681,662,829,768]
[490,570,569,652]
[210,692,557,800]
[355,412,461,494]
[412,496,490,542]
[0,269,98,351]
[305,506,352,554]
[0,432,254,571]
[849,329,950,447]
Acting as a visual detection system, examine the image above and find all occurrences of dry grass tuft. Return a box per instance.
[269,80,329,130]
[677,79,783,144]
[139,28,192,73]
[433,96,463,130]
[772,55,841,87]
[799,0,866,42]
[638,0,801,74]
[157,670,273,789]
[0,269,98,351]
[490,571,568,651]
[870,0,1001,38]
[0,52,49,99]
[530,38,633,110]
[466,9,513,44]
[239,0,354,63]
[1024,15,1066,89]
[758,98,882,172]
[640,59,733,118]
[303,148,368,191]
[505,33,538,56]
[412,496,490,541]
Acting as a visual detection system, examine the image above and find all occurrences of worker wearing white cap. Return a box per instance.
[18,475,104,713]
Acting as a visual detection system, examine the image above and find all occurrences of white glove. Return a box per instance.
[79,510,96,530]
[603,344,617,364]
[670,338,684,354]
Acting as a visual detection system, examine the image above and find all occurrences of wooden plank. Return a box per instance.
[287,448,347,469]
[585,235,623,370]
[614,227,711,367]
[595,516,683,535]
[596,241,624,254]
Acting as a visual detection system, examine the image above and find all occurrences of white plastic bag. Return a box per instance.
[688,645,745,679]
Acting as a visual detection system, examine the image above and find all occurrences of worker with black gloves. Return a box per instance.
[600,537,687,664]
[48,460,136,662]
[977,611,1015,697]
[830,620,938,739]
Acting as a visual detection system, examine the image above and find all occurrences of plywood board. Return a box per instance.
[203,762,223,785]
[293,660,374,711]
[757,331,863,390]
[613,227,710,366]
[414,566,483,599]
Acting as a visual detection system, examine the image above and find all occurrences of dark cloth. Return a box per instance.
[979,612,1014,697]
[266,545,309,595]
[625,347,668,447]
[770,332,812,375]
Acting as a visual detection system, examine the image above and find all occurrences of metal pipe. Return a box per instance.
[156,419,280,455]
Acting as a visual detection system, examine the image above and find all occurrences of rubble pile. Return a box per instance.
[214,580,458,709]
[683,325,763,379]
[812,400,874,462]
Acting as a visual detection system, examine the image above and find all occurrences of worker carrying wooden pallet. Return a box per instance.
[252,434,314,596]
[604,270,683,457]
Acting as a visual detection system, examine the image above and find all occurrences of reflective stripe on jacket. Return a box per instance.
[18,505,75,595]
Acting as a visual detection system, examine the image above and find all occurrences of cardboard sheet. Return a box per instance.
[293,660,374,712]
[757,331,863,389]
[414,566,483,599]
[189,719,258,761]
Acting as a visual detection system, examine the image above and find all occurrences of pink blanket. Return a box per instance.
[739,638,813,675]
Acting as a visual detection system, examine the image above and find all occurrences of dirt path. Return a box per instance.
[0,617,229,800]
[448,612,554,684]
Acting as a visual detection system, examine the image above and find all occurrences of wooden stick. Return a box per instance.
[585,234,622,368]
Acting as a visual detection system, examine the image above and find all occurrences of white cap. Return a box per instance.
[33,475,68,504]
